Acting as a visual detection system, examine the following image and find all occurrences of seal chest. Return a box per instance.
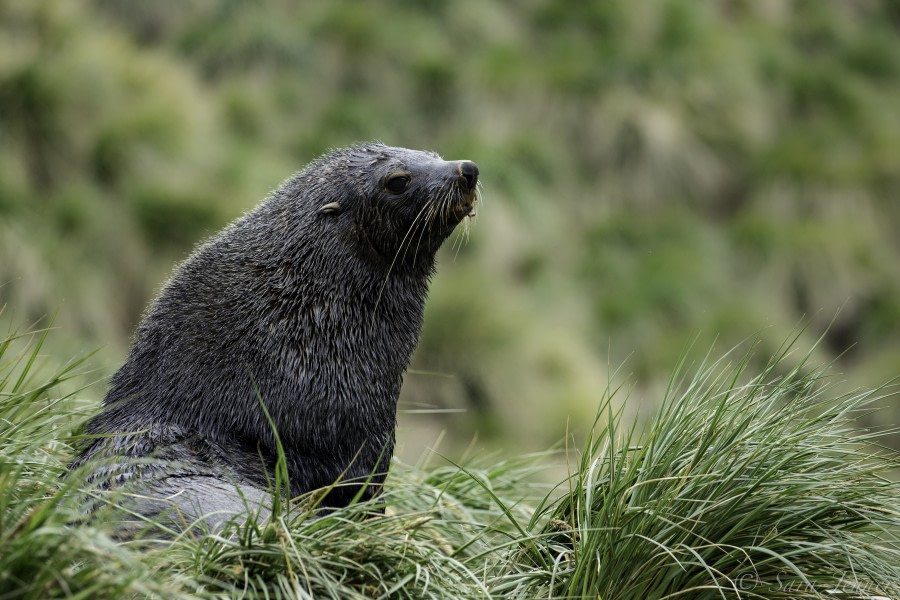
[72,143,479,527]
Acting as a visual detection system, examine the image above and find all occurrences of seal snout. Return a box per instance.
[457,160,479,193]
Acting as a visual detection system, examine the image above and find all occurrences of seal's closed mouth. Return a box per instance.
[449,197,477,221]
[451,188,479,220]
[450,159,479,222]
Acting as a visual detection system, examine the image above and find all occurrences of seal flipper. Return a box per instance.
[73,428,273,534]
[123,474,272,534]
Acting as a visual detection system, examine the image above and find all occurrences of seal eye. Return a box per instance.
[385,175,410,194]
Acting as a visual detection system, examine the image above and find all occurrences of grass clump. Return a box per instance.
[504,340,900,599]
[0,320,191,599]
[177,487,489,599]
[1,322,898,598]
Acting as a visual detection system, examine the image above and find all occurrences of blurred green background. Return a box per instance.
[1,0,898,458]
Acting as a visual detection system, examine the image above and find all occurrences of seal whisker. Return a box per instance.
[372,201,434,319]
[408,199,435,266]
[455,180,482,254]
[395,201,432,267]
[442,188,452,229]
[450,221,469,260]
[403,198,436,266]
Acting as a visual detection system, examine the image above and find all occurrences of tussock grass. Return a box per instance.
[0,321,192,599]
[1,323,898,599]
[499,340,900,599]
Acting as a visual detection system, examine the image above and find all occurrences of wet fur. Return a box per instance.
[72,143,477,528]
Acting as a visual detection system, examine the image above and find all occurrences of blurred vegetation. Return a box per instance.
[1,0,898,455]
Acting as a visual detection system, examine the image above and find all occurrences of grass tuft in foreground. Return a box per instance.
[0,320,193,599]
[1,323,898,599]
[498,340,900,599]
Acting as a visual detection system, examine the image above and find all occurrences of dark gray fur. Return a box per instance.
[72,143,479,529]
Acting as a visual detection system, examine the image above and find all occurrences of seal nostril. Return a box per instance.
[458,161,479,192]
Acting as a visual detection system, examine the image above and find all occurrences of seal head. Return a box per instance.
[315,144,479,265]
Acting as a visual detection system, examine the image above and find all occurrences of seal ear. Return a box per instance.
[318,202,343,215]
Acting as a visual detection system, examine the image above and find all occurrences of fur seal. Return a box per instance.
[72,143,479,528]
